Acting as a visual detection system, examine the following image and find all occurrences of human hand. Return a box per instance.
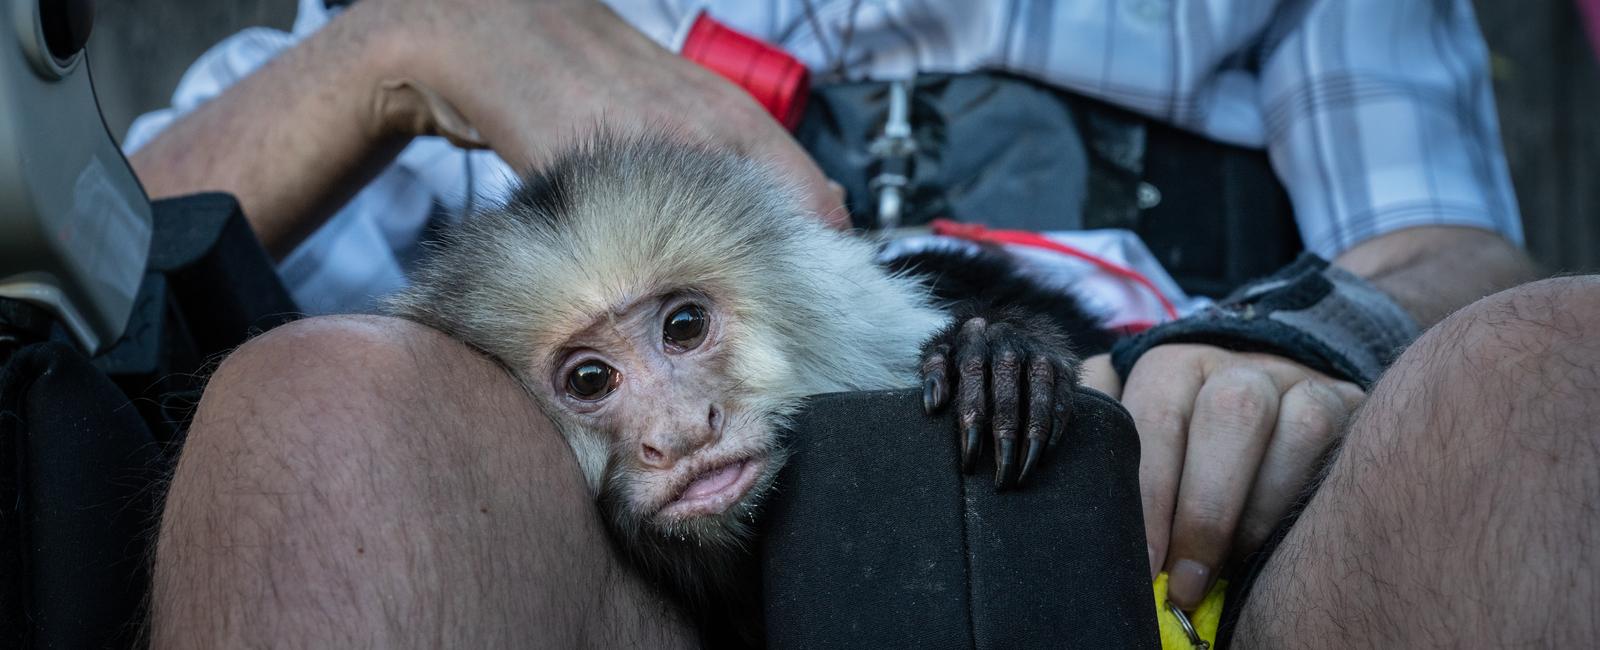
[351,0,846,226]
[1081,346,1363,610]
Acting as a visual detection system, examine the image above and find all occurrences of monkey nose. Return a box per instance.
[637,436,703,469]
[637,405,725,469]
[640,442,668,467]
[707,404,723,434]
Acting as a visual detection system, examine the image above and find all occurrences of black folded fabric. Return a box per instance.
[0,341,166,649]
[764,388,1157,648]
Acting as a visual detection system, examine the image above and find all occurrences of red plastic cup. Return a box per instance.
[679,12,810,130]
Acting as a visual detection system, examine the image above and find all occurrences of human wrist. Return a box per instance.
[1110,254,1421,389]
[345,0,606,165]
[367,0,740,170]
[320,1,449,144]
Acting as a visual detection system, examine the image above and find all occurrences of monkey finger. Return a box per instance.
[954,318,991,473]
[921,343,953,413]
[988,334,1023,488]
[1018,354,1056,485]
[1050,361,1077,448]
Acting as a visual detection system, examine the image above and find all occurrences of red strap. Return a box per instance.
[929,219,1180,320]
[680,12,810,130]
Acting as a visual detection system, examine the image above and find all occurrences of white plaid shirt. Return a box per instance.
[129,0,1522,313]
[615,0,1523,258]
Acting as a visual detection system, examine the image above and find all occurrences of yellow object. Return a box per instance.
[1154,572,1227,649]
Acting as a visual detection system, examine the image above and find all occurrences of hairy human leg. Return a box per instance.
[150,315,694,648]
[1233,276,1600,647]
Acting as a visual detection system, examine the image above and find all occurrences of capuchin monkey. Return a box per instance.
[387,135,1113,645]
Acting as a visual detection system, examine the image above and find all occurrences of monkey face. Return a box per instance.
[540,291,784,543]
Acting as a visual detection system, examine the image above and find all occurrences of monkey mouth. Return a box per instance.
[659,456,767,520]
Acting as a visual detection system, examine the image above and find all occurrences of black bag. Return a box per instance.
[765,388,1158,648]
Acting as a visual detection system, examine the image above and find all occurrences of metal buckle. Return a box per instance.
[867,77,916,230]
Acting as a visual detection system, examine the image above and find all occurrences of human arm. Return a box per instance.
[1336,226,1535,327]
[127,7,411,259]
[1084,225,1534,605]
[1081,0,1541,611]
[130,0,843,259]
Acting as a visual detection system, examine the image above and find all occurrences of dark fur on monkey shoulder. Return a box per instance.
[885,246,1116,486]
[386,134,1113,647]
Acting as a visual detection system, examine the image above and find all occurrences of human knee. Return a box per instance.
[206,314,458,402]
[194,315,495,446]
[156,316,608,646]
[1450,275,1598,349]
[1400,275,1600,385]
[1367,275,1600,460]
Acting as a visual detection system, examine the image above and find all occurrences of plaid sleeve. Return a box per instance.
[1258,0,1524,257]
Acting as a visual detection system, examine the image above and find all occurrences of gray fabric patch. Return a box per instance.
[1111,253,1421,388]
[1269,263,1418,384]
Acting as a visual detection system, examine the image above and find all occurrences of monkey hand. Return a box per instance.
[920,311,1083,489]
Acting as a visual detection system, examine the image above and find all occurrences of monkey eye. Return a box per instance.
[663,304,709,349]
[566,361,618,400]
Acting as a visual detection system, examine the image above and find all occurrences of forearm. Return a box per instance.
[1334,226,1538,328]
[133,0,844,252]
[129,4,409,259]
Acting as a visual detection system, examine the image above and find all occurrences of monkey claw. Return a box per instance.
[920,312,1084,489]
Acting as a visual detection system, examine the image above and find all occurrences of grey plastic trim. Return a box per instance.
[10,0,81,79]
[0,0,151,354]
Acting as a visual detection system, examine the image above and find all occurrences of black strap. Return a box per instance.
[796,72,1304,299]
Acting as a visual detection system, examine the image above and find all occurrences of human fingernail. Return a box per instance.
[1148,545,1160,580]
[1167,559,1211,610]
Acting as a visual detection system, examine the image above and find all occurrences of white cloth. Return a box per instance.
[126,0,1523,315]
